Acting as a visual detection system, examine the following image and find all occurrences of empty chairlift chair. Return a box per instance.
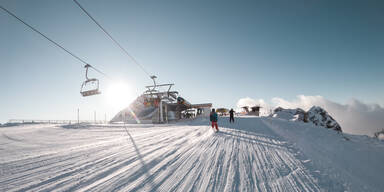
[80,64,101,97]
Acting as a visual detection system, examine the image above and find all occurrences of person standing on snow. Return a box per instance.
[229,108,235,123]
[210,108,219,132]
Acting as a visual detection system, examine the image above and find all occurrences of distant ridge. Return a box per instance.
[270,106,342,132]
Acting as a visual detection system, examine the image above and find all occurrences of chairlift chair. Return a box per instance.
[80,64,101,97]
[80,78,101,96]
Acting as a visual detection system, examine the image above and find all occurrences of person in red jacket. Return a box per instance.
[210,108,219,132]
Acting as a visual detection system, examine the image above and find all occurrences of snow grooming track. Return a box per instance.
[0,118,323,191]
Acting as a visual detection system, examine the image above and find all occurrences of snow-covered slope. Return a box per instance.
[262,117,384,191]
[0,117,383,191]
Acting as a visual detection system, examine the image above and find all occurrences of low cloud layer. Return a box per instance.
[236,97,272,116]
[237,95,384,136]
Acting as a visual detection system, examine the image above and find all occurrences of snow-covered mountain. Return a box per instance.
[270,106,342,132]
[271,107,307,122]
[307,106,342,131]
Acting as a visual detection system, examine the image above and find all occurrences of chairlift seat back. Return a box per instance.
[80,78,101,97]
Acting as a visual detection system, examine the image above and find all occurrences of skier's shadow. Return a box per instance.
[124,127,157,191]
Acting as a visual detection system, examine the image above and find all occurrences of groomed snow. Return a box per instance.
[0,117,383,191]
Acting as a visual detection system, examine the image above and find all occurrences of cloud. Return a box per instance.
[236,97,266,108]
[236,97,272,116]
[238,95,384,136]
[271,95,328,110]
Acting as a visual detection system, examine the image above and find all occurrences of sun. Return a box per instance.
[105,81,135,110]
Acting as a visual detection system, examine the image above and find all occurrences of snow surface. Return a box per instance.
[0,117,383,191]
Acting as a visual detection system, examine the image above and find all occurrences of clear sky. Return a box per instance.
[1,0,383,123]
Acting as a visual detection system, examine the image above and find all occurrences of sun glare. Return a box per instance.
[105,81,134,110]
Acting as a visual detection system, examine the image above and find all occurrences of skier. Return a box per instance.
[229,108,235,123]
[210,108,219,132]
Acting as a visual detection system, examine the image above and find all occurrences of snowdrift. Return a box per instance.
[262,117,384,191]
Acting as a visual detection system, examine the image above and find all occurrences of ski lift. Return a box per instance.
[80,64,101,97]
[150,75,157,91]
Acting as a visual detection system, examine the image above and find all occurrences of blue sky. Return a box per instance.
[1,0,383,123]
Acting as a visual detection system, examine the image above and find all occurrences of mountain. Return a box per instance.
[307,106,342,131]
[271,107,307,122]
[270,106,342,132]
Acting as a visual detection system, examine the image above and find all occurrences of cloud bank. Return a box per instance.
[237,95,384,136]
[236,97,272,116]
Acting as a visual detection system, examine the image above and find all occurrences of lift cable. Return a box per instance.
[73,0,152,78]
[0,5,111,79]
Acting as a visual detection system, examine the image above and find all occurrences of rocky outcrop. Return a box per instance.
[272,107,307,122]
[270,106,342,132]
[374,129,384,140]
[307,106,342,132]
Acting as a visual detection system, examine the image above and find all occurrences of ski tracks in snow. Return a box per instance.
[0,119,322,191]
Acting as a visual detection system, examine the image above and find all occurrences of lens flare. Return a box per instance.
[105,81,135,112]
